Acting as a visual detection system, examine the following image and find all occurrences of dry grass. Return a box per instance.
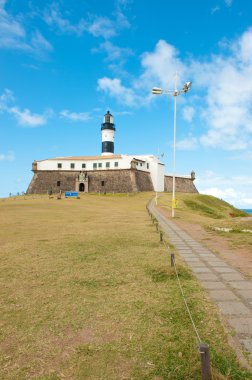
[0,193,251,379]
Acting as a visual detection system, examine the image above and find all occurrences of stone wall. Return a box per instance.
[135,170,154,191]
[164,175,198,193]
[27,169,154,194]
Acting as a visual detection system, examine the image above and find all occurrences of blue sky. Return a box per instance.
[0,0,252,207]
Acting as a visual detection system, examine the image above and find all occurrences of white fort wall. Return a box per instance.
[34,154,164,192]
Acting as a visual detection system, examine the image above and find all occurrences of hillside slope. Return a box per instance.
[158,193,252,277]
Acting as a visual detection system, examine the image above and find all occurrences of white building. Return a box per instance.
[27,110,196,195]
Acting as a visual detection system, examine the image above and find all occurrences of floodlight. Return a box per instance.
[152,87,163,95]
[183,82,192,93]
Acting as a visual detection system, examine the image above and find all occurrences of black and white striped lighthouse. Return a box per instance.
[101,110,116,156]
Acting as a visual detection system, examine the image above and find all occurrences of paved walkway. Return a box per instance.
[149,200,252,360]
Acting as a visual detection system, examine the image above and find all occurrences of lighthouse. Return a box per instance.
[101,110,116,155]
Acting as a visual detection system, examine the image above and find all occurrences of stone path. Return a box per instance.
[149,200,252,360]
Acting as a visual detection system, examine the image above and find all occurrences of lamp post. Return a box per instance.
[152,76,192,218]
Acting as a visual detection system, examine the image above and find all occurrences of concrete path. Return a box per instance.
[148,200,252,360]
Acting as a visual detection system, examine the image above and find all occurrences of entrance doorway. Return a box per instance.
[79,183,85,192]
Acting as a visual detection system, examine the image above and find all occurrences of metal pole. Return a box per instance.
[172,91,177,218]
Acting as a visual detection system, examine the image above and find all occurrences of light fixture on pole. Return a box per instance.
[151,76,192,218]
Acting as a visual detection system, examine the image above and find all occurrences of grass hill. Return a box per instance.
[0,193,251,379]
[159,193,248,219]
[158,193,252,251]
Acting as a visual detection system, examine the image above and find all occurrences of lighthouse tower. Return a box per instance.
[101,110,116,156]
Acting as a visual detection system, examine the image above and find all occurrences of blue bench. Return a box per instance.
[65,191,79,198]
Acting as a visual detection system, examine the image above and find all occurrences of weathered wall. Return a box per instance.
[27,169,154,194]
[164,175,198,193]
[135,170,154,191]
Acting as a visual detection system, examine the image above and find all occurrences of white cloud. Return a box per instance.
[44,1,130,39]
[31,30,53,55]
[0,89,52,127]
[242,198,252,206]
[88,16,116,39]
[60,110,91,122]
[0,88,14,111]
[97,28,252,153]
[139,40,185,89]
[200,187,238,199]
[98,77,141,107]
[0,1,26,49]
[0,151,15,161]
[97,40,185,106]
[197,170,252,187]
[196,171,252,207]
[224,0,233,6]
[200,186,252,208]
[189,28,252,150]
[9,107,50,127]
[43,2,87,35]
[93,41,133,62]
[177,137,198,150]
[211,6,220,14]
[0,2,52,56]
[182,106,195,122]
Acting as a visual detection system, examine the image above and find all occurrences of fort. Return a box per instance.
[27,111,198,195]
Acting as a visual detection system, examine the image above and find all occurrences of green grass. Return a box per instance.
[182,194,248,219]
[0,193,251,379]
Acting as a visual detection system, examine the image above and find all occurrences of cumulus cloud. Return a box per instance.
[139,40,185,89]
[97,40,184,106]
[97,77,142,107]
[187,28,252,151]
[60,110,91,122]
[98,28,252,152]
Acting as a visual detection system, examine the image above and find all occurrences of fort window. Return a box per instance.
[70,163,75,169]
[140,163,143,167]
[114,162,118,167]
[93,163,97,169]
[57,181,61,186]
[106,162,110,168]
[98,163,102,168]
[147,163,149,169]
[82,163,86,169]
[57,163,62,169]
[101,181,105,186]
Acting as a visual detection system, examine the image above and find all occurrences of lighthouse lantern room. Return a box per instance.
[101,110,116,155]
